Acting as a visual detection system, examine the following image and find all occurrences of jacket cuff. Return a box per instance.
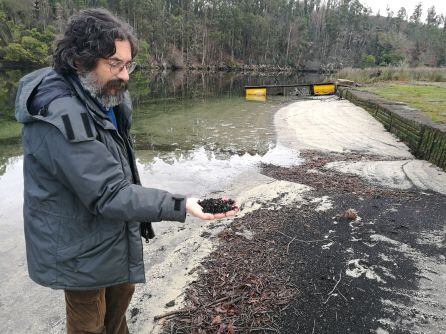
[161,194,187,222]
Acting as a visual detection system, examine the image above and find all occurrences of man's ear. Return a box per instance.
[73,60,88,76]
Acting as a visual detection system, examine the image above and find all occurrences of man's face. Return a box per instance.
[79,39,133,108]
[94,39,132,87]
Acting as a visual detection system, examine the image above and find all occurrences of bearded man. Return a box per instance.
[15,8,235,334]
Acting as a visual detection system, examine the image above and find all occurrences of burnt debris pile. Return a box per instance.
[156,210,297,333]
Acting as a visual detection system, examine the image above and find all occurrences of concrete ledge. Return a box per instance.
[337,86,446,171]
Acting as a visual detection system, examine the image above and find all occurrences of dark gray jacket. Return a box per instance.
[16,67,186,290]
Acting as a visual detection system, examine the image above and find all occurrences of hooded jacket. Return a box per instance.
[15,67,186,290]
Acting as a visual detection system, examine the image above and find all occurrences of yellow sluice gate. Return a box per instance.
[245,87,267,102]
[312,83,336,96]
[245,88,267,96]
[244,83,336,101]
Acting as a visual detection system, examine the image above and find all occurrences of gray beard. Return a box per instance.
[78,72,127,109]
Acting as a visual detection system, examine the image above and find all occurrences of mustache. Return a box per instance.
[101,79,128,93]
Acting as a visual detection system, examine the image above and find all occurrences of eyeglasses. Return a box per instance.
[107,60,137,75]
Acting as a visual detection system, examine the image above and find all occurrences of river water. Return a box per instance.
[0,69,324,193]
[0,69,323,333]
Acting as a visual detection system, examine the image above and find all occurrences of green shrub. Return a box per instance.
[361,54,375,68]
[3,43,34,63]
[3,35,49,65]
[135,40,149,67]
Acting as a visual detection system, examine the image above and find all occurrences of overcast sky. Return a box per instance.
[358,0,446,20]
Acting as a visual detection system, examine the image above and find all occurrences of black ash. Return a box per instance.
[198,198,237,214]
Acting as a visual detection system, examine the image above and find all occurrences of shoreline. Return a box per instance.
[1,95,445,333]
[0,61,330,74]
[154,97,446,333]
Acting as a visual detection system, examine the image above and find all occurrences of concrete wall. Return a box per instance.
[337,87,446,171]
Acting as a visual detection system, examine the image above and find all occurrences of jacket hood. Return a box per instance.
[15,67,133,130]
[15,67,72,124]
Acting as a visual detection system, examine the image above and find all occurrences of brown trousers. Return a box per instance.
[64,283,135,334]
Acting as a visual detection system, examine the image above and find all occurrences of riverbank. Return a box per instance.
[155,97,446,333]
[359,82,446,124]
[0,61,317,74]
[337,85,446,172]
[333,67,446,84]
[141,63,299,73]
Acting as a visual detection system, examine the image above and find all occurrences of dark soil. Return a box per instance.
[159,151,446,333]
[275,191,444,334]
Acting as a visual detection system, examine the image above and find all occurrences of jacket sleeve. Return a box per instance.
[31,122,186,223]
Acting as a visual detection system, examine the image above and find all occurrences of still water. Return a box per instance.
[0,69,323,194]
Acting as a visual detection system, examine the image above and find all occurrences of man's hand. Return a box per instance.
[186,198,237,220]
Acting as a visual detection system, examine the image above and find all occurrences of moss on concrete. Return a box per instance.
[360,83,446,124]
[337,86,446,171]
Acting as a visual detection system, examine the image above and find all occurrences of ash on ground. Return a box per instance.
[158,151,446,334]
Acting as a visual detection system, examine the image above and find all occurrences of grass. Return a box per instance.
[334,66,446,83]
[0,118,22,143]
[360,83,446,124]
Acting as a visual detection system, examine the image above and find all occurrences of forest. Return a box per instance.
[0,0,445,70]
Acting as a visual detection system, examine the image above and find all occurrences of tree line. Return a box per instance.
[0,0,445,70]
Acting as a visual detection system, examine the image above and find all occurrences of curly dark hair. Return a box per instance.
[53,8,138,74]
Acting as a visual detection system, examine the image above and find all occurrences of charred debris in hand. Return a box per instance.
[198,198,237,214]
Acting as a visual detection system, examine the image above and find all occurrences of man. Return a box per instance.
[15,8,235,334]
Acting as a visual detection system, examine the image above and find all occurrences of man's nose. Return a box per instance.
[116,67,130,82]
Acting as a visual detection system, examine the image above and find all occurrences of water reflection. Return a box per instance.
[137,144,302,196]
[131,93,295,196]
[0,69,23,117]
[132,96,284,160]
[0,68,323,177]
[130,69,322,104]
[0,145,22,176]
[127,69,313,195]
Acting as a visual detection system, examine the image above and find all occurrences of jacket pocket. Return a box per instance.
[56,227,128,288]
[56,226,122,262]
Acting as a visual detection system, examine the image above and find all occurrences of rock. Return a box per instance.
[130,307,139,318]
[336,79,356,87]
[165,300,175,308]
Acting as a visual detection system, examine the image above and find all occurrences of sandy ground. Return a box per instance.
[274,98,446,332]
[260,97,446,333]
[275,98,413,158]
[160,96,446,333]
[1,96,445,333]
[276,97,446,195]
